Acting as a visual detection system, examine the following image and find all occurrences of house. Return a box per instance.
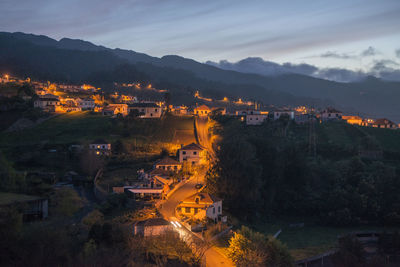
[178,143,206,165]
[154,157,182,172]
[176,192,222,222]
[194,104,211,117]
[133,218,173,237]
[371,118,398,129]
[34,95,61,112]
[342,115,363,125]
[128,103,162,118]
[77,98,95,110]
[273,110,295,120]
[246,114,267,125]
[89,139,111,155]
[320,108,342,121]
[102,104,128,116]
[121,95,137,103]
[171,105,189,115]
[0,192,48,221]
[127,176,172,200]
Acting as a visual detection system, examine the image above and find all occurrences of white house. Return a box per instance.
[178,143,206,165]
[89,139,111,155]
[128,103,162,118]
[77,98,95,110]
[153,157,182,172]
[102,104,129,116]
[274,110,295,120]
[320,108,342,121]
[246,114,267,125]
[177,192,222,223]
[34,95,61,112]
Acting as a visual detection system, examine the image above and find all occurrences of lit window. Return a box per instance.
[96,151,100,155]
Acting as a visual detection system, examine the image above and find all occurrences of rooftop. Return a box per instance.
[129,103,159,108]
[195,104,211,111]
[181,192,221,205]
[323,107,342,113]
[181,142,204,151]
[154,157,181,166]
[373,118,396,125]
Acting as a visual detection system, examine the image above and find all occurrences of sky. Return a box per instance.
[1,0,400,75]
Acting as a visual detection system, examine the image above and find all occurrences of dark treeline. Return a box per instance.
[207,116,400,226]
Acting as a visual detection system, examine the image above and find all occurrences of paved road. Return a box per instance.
[160,116,233,267]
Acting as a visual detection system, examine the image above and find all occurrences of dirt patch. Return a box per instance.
[172,129,195,144]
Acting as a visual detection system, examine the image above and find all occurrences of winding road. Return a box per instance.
[159,116,233,267]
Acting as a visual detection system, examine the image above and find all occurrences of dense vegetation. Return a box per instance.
[207,116,400,227]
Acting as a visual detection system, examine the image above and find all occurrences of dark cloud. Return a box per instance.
[360,46,379,57]
[320,51,356,59]
[206,57,400,82]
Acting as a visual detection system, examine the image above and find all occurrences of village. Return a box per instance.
[1,72,400,266]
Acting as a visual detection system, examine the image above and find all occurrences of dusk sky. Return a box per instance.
[1,0,400,72]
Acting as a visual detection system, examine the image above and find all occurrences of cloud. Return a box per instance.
[206,57,400,82]
[320,51,356,59]
[360,46,379,57]
[206,57,318,76]
[396,49,400,58]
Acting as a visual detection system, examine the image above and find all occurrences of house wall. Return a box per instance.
[129,107,162,118]
[246,114,266,125]
[155,164,182,171]
[195,109,209,116]
[179,149,204,164]
[274,111,295,120]
[206,200,222,221]
[321,112,342,121]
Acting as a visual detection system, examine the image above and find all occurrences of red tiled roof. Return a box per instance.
[154,157,181,166]
[181,143,204,151]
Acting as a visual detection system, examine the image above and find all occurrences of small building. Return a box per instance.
[178,143,206,165]
[274,110,295,120]
[246,114,267,125]
[34,95,61,112]
[320,108,342,121]
[77,98,95,110]
[343,115,363,125]
[102,104,128,116]
[133,218,173,237]
[194,105,211,117]
[0,192,48,221]
[128,103,162,118]
[177,192,222,223]
[154,157,182,172]
[371,118,398,129]
[89,139,111,155]
[128,176,172,200]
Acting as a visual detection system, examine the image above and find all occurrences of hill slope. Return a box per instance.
[0,32,399,121]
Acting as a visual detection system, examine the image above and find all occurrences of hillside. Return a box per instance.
[1,32,400,121]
